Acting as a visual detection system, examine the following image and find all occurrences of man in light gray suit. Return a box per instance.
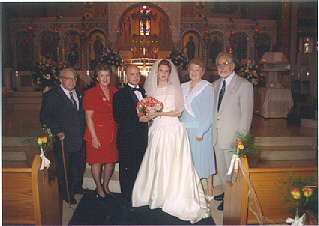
[212,52,253,211]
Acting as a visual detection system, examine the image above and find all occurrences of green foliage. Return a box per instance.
[20,125,55,154]
[278,170,316,216]
[231,131,259,157]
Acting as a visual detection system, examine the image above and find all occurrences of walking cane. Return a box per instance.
[61,139,71,208]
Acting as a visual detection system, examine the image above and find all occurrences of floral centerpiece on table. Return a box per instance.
[279,171,317,225]
[235,60,265,87]
[21,125,54,171]
[32,58,67,92]
[136,96,163,116]
[168,49,188,70]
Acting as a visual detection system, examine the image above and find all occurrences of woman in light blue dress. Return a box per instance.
[180,58,216,202]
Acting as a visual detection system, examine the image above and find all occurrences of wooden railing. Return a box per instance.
[223,156,318,225]
[2,155,62,225]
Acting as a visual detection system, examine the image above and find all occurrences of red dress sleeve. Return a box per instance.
[83,87,97,111]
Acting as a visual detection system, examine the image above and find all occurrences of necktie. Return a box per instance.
[69,91,77,110]
[217,80,226,112]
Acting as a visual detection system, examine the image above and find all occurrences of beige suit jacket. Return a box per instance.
[212,74,254,149]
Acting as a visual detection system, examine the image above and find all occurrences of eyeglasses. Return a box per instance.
[62,77,77,81]
[216,62,231,67]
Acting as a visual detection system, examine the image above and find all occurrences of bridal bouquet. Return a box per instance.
[136,96,163,116]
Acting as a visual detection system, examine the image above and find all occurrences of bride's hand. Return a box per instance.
[139,114,155,122]
[153,112,160,117]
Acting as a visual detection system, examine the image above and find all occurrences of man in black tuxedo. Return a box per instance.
[113,65,153,204]
[40,68,86,205]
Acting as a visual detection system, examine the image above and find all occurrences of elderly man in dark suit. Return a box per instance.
[113,65,153,205]
[212,52,253,211]
[40,68,86,205]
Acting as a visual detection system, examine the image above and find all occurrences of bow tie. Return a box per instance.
[132,87,143,92]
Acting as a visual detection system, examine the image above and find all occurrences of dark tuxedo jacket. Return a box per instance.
[40,86,86,152]
[113,85,148,158]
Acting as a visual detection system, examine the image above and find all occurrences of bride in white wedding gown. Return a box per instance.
[132,59,210,223]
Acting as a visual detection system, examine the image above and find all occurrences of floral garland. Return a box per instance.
[235,61,265,87]
[32,58,67,91]
[168,50,188,70]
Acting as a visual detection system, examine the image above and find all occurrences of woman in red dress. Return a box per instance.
[83,64,118,198]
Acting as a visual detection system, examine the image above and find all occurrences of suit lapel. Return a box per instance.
[75,88,83,112]
[125,85,139,104]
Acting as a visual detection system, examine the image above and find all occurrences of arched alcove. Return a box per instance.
[116,3,172,59]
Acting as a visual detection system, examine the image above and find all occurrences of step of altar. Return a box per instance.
[4,91,43,110]
[258,146,317,161]
[301,118,318,128]
[254,136,317,147]
[12,91,43,98]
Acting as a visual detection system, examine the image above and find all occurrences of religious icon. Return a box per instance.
[65,32,80,68]
[209,34,223,64]
[94,35,104,61]
[233,33,247,62]
[16,33,32,70]
[41,32,58,61]
[185,36,196,61]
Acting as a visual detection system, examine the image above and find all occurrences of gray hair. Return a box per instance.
[215,52,236,65]
[59,68,77,78]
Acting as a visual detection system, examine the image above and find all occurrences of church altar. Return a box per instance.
[255,87,294,118]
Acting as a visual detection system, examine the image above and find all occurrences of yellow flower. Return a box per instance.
[302,187,314,197]
[237,141,244,149]
[38,137,43,145]
[241,68,244,71]
[291,187,301,199]
[41,136,48,144]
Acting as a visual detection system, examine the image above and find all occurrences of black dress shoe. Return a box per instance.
[217,201,223,211]
[214,192,224,201]
[75,188,88,194]
[105,192,115,197]
[64,198,77,205]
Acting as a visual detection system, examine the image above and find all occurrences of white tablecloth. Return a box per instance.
[257,87,294,118]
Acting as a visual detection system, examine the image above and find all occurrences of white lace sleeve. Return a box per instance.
[174,85,184,112]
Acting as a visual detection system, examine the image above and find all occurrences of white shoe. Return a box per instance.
[206,195,214,202]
